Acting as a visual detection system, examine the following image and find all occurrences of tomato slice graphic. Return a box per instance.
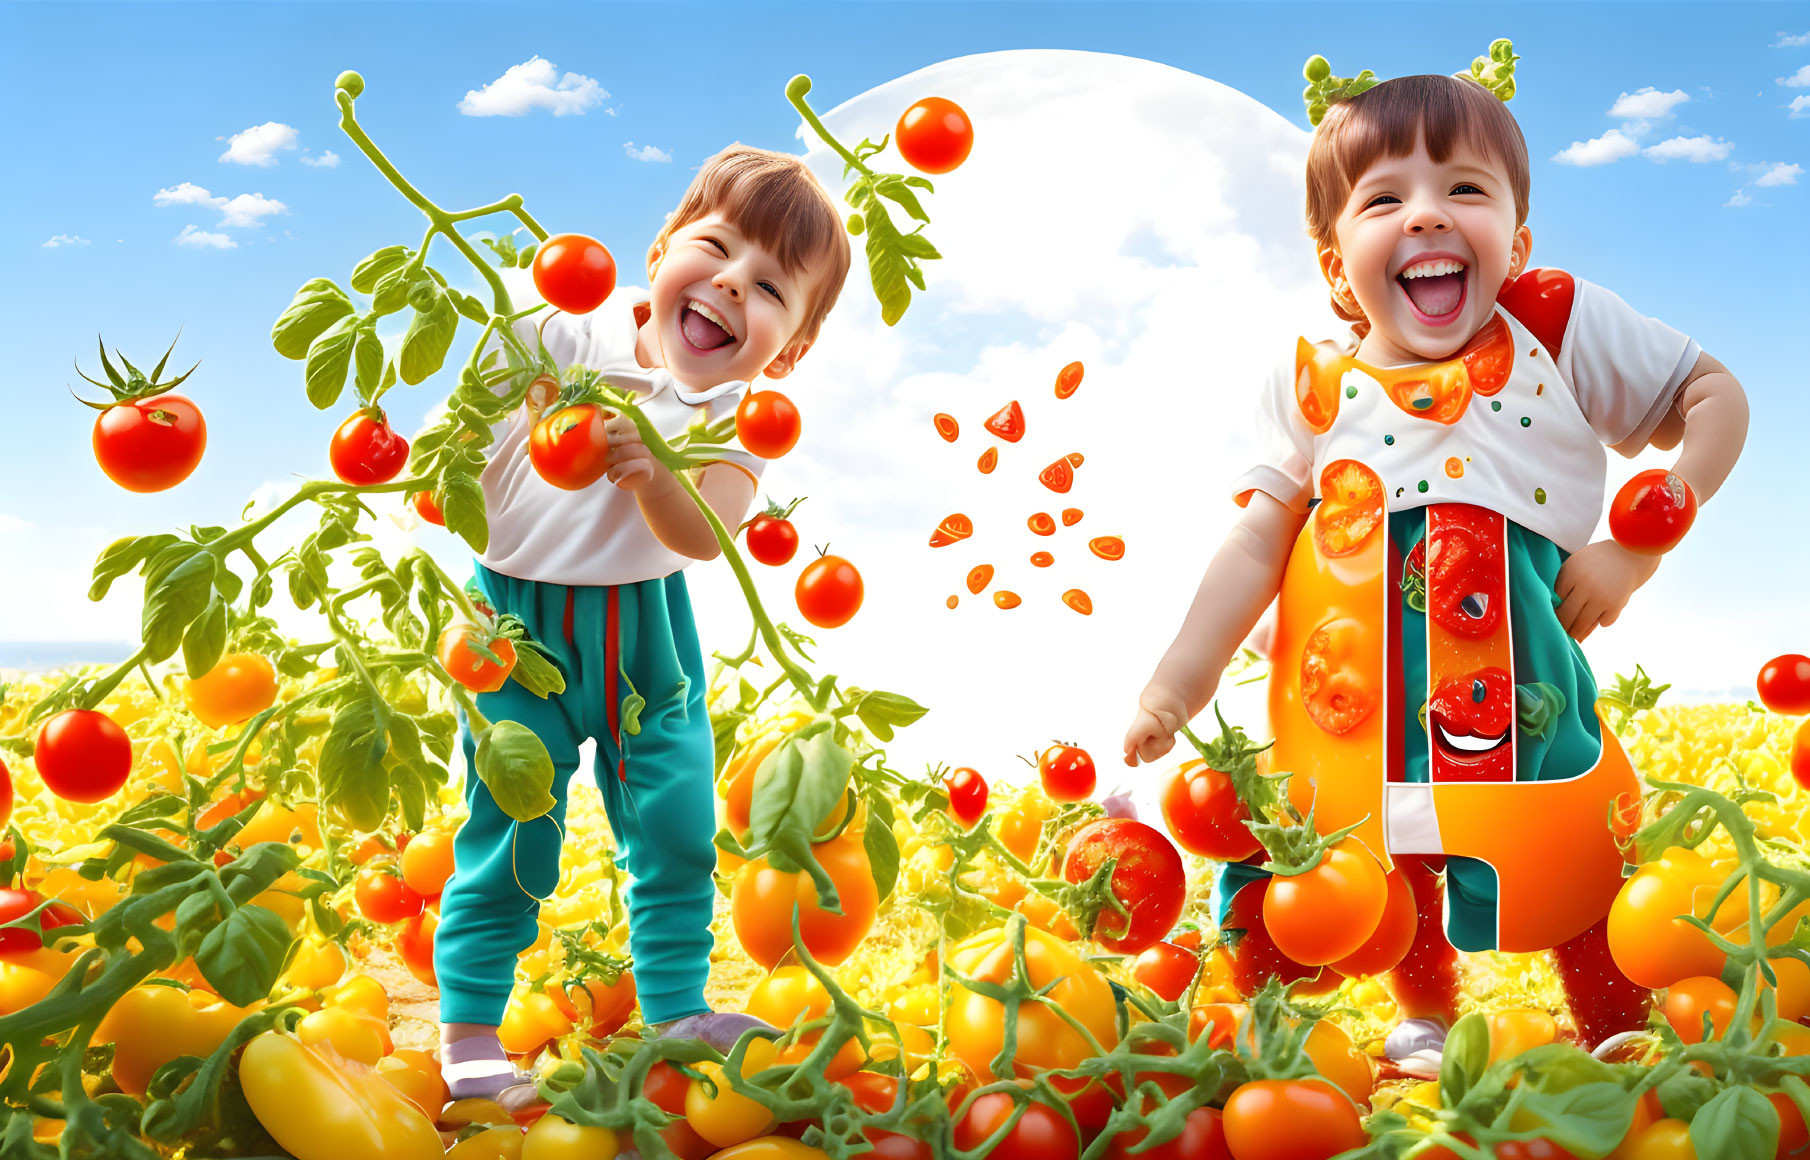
[1088,537,1125,562]
[1066,452,1084,468]
[1423,506,1504,640]
[1030,552,1054,568]
[929,513,974,547]
[1461,315,1514,396]
[994,591,1022,609]
[966,564,994,594]
[1055,361,1084,399]
[1027,512,1056,536]
[946,595,958,609]
[934,413,959,442]
[985,401,1026,443]
[1300,616,1379,735]
[1062,508,1084,526]
[1313,459,1384,558]
[1039,458,1075,493]
[1427,667,1515,783]
[977,447,998,474]
[1062,589,1094,615]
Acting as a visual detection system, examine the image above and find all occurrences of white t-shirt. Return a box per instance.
[425,268,766,587]
[1228,276,1699,554]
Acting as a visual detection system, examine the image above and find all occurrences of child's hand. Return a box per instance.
[601,411,665,493]
[1553,539,1661,643]
[1123,684,1194,767]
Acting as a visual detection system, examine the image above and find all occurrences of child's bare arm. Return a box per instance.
[1123,490,1308,766]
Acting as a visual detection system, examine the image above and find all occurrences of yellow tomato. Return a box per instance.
[401,830,456,897]
[323,973,390,1022]
[1623,1119,1698,1160]
[685,1036,781,1148]
[706,1140,830,1160]
[36,865,123,919]
[744,965,864,1080]
[298,1005,389,1066]
[498,989,574,1056]
[239,1031,443,1160]
[521,1113,620,1160]
[1303,1019,1374,1106]
[446,1126,527,1159]
[1485,1009,1560,1065]
[375,1049,447,1118]
[97,985,254,1096]
[283,938,348,991]
[185,653,280,730]
[946,922,1119,1084]
[0,946,80,1016]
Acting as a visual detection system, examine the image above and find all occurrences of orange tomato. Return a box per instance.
[184,653,280,730]
[730,836,879,970]
[401,831,455,897]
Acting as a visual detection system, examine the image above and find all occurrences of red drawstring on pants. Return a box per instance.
[564,586,628,783]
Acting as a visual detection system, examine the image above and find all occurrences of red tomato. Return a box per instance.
[1759,655,1810,716]
[529,403,611,491]
[1262,840,1388,967]
[736,391,802,459]
[835,1073,933,1160]
[1133,941,1201,1002]
[746,515,800,567]
[1162,759,1261,861]
[394,908,437,987]
[1039,457,1075,493]
[0,758,11,832]
[1609,469,1697,555]
[0,889,82,954]
[1222,1079,1367,1160]
[643,1062,716,1160]
[896,97,974,175]
[1329,868,1418,977]
[92,394,207,492]
[329,410,409,486]
[953,1092,1078,1160]
[985,401,1025,444]
[1038,744,1096,802]
[532,233,617,314]
[410,490,445,526]
[1062,818,1187,954]
[436,625,517,693]
[944,767,988,829]
[1107,1107,1232,1160]
[796,555,863,628]
[354,868,426,925]
[933,413,959,442]
[35,710,132,803]
[1794,719,1810,793]
[1055,362,1084,400]
[1494,1141,1580,1160]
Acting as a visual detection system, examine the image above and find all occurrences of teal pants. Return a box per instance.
[1215,506,1606,953]
[434,561,718,1027]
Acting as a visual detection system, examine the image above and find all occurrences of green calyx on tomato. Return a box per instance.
[75,333,209,492]
[742,496,805,567]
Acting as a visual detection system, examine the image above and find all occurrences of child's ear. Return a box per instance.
[1317,244,1358,314]
[1508,224,1533,282]
[763,339,812,380]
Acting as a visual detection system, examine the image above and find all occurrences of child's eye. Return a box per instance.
[759,282,784,303]
[1364,194,1401,209]
[1452,183,1485,195]
[702,237,729,257]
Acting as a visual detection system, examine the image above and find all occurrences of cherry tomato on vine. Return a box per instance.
[1106,1107,1230,1160]
[731,836,878,969]
[530,403,611,491]
[945,767,988,829]
[532,233,617,315]
[1261,839,1389,966]
[952,1091,1078,1160]
[1609,469,1697,555]
[896,96,974,175]
[1329,868,1419,977]
[1221,1078,1367,1160]
[437,625,517,693]
[736,390,802,459]
[354,867,426,925]
[796,554,863,629]
[92,394,207,492]
[1161,758,1261,861]
[1038,744,1096,802]
[410,490,446,526]
[34,709,132,803]
[1758,654,1810,716]
[745,501,802,567]
[1133,940,1201,1002]
[1661,975,1741,1043]
[0,889,82,954]
[1061,818,1187,953]
[184,652,280,730]
[329,409,409,486]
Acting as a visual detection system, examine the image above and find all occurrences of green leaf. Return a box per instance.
[1657,1069,1718,1121]
[517,242,538,269]
[1440,1012,1490,1103]
[509,645,566,699]
[747,730,855,909]
[450,288,490,325]
[271,277,353,360]
[852,689,928,743]
[401,292,459,385]
[350,244,410,294]
[875,175,931,223]
[863,807,900,902]
[318,697,391,832]
[475,720,556,822]
[1515,1082,1639,1160]
[372,264,413,315]
[181,593,227,679]
[195,903,291,1006]
[303,314,360,410]
[142,551,216,663]
[1691,1085,1777,1160]
[217,842,300,903]
[440,471,489,554]
[353,330,385,398]
[99,823,195,866]
[89,533,176,602]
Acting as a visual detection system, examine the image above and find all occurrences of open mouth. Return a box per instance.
[679,299,737,354]
[1396,257,1468,325]
[1429,711,1510,762]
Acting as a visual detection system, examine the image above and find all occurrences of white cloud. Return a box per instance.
[301,150,341,168]
[623,141,672,163]
[1552,128,1641,166]
[1606,87,1688,120]
[1777,31,1810,47]
[458,57,609,116]
[1754,161,1803,186]
[1780,65,1810,87]
[174,223,236,249]
[218,121,299,166]
[41,234,90,248]
[0,513,30,532]
[1642,135,1735,162]
[153,182,288,229]
[1789,95,1810,119]
[1725,189,1753,207]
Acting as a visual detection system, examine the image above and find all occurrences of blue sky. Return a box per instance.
[3,1,1807,679]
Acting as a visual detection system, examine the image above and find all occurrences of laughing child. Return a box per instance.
[432,145,851,1105]
[1123,67,1748,1052]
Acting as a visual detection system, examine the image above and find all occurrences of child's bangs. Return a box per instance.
[706,161,845,280]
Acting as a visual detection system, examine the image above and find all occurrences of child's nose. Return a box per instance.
[713,270,744,300]
[1404,198,1453,235]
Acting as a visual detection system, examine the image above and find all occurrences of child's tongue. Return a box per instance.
[681,307,733,351]
[1401,271,1464,318]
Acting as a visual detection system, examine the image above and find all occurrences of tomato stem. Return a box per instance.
[786,76,874,181]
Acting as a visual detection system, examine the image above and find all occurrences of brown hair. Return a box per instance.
[649,144,852,348]
[1305,75,1530,332]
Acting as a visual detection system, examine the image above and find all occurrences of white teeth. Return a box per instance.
[1436,721,1507,753]
[1399,258,1468,280]
[686,299,736,340]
